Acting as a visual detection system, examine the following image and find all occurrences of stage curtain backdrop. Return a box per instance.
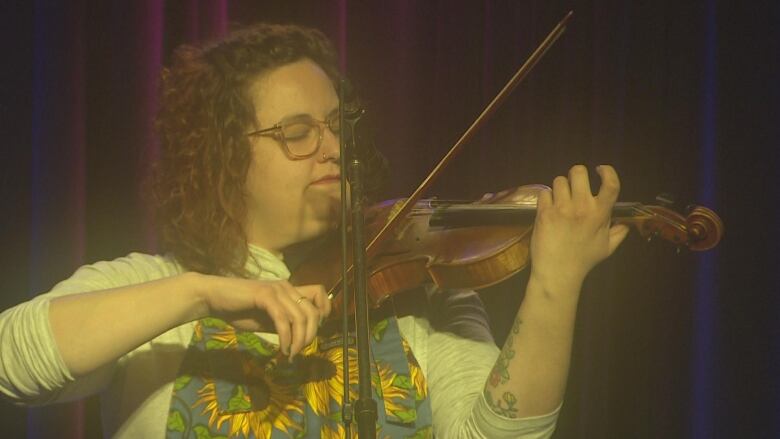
[1,1,778,438]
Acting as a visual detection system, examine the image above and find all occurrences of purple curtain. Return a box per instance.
[2,1,778,438]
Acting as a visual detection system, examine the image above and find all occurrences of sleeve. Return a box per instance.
[415,290,560,438]
[0,252,179,406]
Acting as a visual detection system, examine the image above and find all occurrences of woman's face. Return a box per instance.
[244,58,341,253]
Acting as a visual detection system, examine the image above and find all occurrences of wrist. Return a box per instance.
[528,269,585,303]
[180,272,212,321]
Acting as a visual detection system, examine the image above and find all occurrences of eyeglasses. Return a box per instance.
[246,112,341,160]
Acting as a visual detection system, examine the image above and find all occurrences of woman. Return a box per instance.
[0,23,628,438]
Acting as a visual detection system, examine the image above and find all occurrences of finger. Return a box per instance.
[478,192,494,203]
[595,165,621,208]
[537,186,553,212]
[295,296,320,347]
[292,286,321,343]
[262,303,292,356]
[493,188,512,201]
[299,284,332,318]
[276,284,308,359]
[608,223,631,255]
[568,165,593,200]
[552,175,571,204]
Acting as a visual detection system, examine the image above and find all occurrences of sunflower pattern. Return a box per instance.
[166,316,433,438]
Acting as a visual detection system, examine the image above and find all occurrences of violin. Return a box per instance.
[290,185,724,312]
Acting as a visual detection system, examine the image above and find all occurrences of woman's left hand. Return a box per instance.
[529,164,630,296]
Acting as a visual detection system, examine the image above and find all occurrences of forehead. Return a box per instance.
[248,59,338,125]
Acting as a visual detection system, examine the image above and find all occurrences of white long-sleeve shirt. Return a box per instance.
[0,246,558,438]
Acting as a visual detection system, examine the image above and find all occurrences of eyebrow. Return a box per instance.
[276,108,339,124]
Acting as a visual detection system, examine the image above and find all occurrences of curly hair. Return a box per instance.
[149,23,354,278]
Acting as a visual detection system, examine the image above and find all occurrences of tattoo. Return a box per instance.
[484,389,519,418]
[512,317,522,334]
[487,318,523,387]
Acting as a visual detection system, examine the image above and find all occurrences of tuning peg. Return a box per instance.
[655,193,676,208]
[646,229,660,243]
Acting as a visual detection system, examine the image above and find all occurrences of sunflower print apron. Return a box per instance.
[166,315,433,438]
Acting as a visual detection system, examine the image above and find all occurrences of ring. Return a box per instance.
[295,296,307,305]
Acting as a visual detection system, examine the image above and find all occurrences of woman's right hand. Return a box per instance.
[194,274,331,359]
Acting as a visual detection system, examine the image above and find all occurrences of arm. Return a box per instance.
[412,291,559,438]
[49,272,205,377]
[1,253,330,404]
[484,165,630,417]
[50,272,331,377]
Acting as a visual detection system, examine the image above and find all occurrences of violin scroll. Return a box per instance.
[633,204,724,252]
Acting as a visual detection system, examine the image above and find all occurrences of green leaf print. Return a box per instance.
[391,374,413,390]
[227,385,252,411]
[328,410,343,423]
[166,410,185,432]
[200,317,229,329]
[205,339,229,350]
[372,374,383,398]
[372,319,389,341]
[236,332,274,356]
[173,374,192,391]
[193,424,228,439]
[392,408,417,424]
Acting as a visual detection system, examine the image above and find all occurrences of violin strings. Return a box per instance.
[406,202,689,240]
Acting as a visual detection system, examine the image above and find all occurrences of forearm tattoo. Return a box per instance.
[484,317,523,418]
[484,389,520,418]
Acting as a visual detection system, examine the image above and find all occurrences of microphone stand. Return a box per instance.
[338,80,354,439]
[338,80,377,438]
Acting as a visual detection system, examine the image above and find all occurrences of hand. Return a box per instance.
[196,275,331,359]
[529,165,630,295]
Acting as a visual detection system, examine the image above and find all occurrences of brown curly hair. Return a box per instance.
[149,23,345,278]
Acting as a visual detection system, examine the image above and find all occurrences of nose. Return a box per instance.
[319,124,340,161]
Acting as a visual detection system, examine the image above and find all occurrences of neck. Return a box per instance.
[427,202,643,228]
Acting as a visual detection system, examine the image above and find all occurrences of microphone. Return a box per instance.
[339,78,388,197]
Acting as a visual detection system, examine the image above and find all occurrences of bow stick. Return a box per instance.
[329,10,575,298]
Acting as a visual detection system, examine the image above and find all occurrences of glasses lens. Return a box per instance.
[280,121,320,156]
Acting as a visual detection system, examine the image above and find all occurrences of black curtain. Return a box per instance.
[1,1,778,438]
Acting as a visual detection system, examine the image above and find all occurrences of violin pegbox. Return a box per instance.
[634,204,724,252]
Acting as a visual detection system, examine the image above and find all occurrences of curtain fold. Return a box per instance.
[2,1,777,438]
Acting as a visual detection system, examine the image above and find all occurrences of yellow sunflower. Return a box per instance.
[192,321,203,343]
[375,362,410,416]
[401,338,428,399]
[320,420,362,439]
[193,367,303,438]
[300,338,359,418]
[208,327,239,349]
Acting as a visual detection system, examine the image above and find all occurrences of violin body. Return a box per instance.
[290,185,545,310]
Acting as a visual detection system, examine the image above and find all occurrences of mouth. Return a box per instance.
[310,175,341,185]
